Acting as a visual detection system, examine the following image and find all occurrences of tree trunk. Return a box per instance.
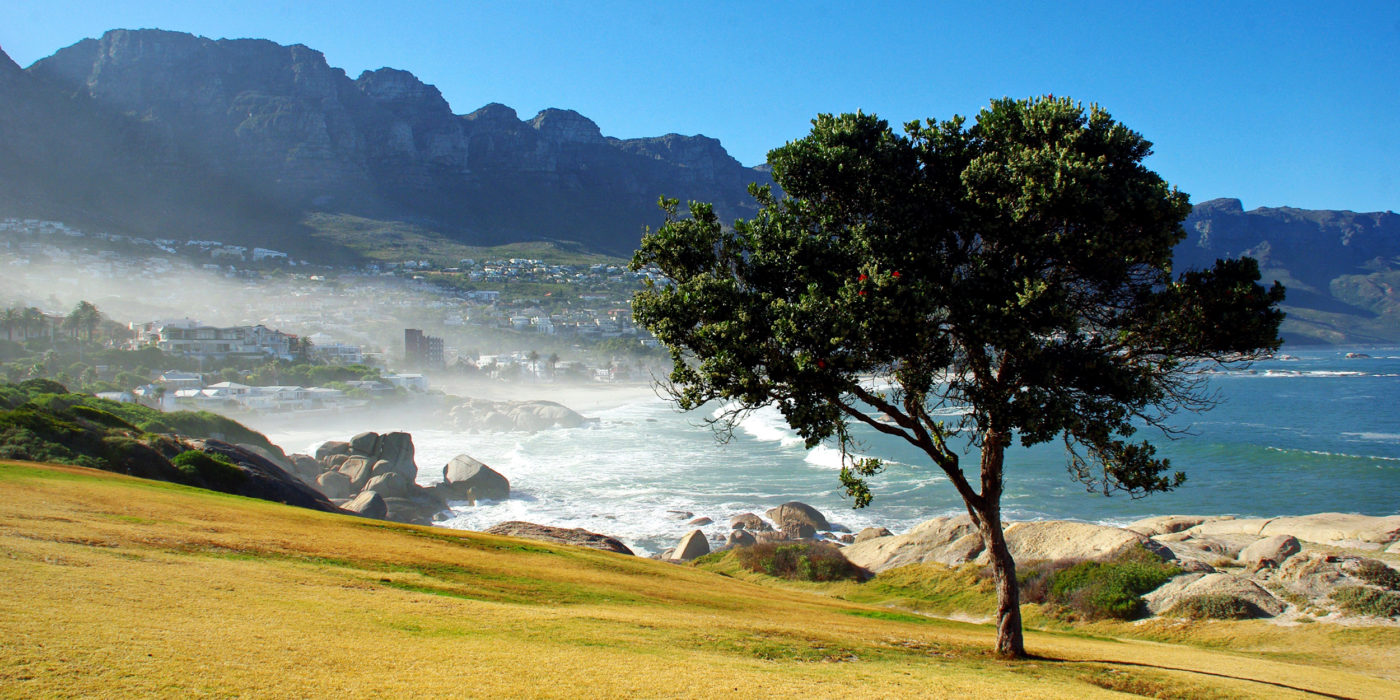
[975,432,1026,659]
[977,505,1025,658]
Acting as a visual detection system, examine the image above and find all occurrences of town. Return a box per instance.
[1,217,668,417]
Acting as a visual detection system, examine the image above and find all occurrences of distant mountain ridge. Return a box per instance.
[2,28,769,255]
[1,30,1397,343]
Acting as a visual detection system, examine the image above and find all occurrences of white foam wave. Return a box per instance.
[1265,446,1400,462]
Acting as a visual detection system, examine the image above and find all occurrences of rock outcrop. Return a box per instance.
[671,529,711,562]
[484,521,633,555]
[438,454,510,502]
[765,502,830,532]
[292,431,451,525]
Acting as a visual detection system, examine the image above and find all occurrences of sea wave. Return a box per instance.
[1264,446,1400,462]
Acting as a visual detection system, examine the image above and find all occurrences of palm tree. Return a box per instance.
[527,350,540,382]
[1,307,19,341]
[21,307,44,341]
[547,352,560,380]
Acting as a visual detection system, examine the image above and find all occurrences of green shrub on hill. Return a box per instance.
[1016,546,1180,621]
[172,450,247,491]
[1354,560,1400,592]
[1167,594,1259,620]
[1331,586,1400,618]
[734,542,864,582]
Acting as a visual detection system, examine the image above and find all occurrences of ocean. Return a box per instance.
[262,347,1400,556]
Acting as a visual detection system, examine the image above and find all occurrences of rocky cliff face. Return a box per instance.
[7,29,770,254]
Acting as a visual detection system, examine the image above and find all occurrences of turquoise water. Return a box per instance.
[268,347,1400,555]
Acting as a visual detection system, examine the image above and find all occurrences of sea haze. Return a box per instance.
[262,348,1400,556]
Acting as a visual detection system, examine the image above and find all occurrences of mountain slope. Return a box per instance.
[1178,199,1400,344]
[7,29,769,256]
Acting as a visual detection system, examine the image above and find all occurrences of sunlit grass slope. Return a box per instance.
[2,461,1395,699]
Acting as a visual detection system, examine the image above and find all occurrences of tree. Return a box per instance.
[65,301,101,342]
[630,98,1284,659]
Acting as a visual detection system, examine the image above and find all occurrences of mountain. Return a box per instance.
[1179,199,1400,344]
[1,29,769,256]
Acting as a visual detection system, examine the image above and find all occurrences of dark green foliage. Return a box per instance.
[171,450,247,491]
[1167,594,1259,620]
[734,542,863,582]
[70,405,139,431]
[1331,586,1400,618]
[1017,547,1179,621]
[1353,560,1400,591]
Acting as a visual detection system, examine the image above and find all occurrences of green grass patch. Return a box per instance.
[1331,586,1400,618]
[1166,594,1260,620]
[1020,546,1180,621]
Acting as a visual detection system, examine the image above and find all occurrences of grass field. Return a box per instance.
[2,461,1396,698]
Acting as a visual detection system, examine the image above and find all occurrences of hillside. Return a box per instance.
[3,460,1398,698]
[0,29,769,257]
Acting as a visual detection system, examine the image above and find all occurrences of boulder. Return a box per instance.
[976,521,1150,565]
[238,442,294,474]
[315,470,352,499]
[836,533,856,544]
[1125,515,1226,537]
[342,490,387,519]
[854,526,892,544]
[375,432,417,481]
[179,438,342,514]
[671,529,711,561]
[382,497,432,526]
[337,456,374,491]
[440,454,510,501]
[689,516,713,526]
[765,502,830,532]
[839,515,981,572]
[483,521,633,555]
[349,431,380,456]
[449,398,588,432]
[315,441,351,461]
[727,529,757,548]
[730,513,771,531]
[1144,572,1285,617]
[668,510,695,520]
[1240,534,1301,569]
[781,522,816,540]
[1184,513,1400,548]
[364,472,410,499]
[288,454,325,483]
[327,454,350,469]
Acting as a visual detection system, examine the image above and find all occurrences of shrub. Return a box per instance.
[1331,586,1400,618]
[70,405,138,430]
[1353,560,1400,592]
[171,450,247,491]
[1031,545,1180,621]
[734,542,863,582]
[1167,594,1259,620]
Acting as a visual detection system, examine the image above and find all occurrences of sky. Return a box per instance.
[1,0,1396,212]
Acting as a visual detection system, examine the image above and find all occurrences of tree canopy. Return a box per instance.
[630,97,1284,657]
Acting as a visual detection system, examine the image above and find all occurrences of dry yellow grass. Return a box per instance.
[1,461,1395,699]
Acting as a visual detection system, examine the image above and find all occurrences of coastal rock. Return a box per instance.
[338,456,374,491]
[364,472,410,499]
[1125,515,1228,537]
[1184,513,1400,548]
[181,439,342,514]
[765,502,830,532]
[840,515,980,572]
[349,431,380,456]
[315,441,351,461]
[672,529,711,561]
[979,521,1151,565]
[376,432,417,481]
[781,522,816,540]
[440,454,510,502]
[327,454,350,468]
[730,513,771,531]
[1240,535,1301,569]
[854,527,892,544]
[342,490,388,519]
[484,521,633,555]
[288,453,325,484]
[1145,572,1285,617]
[727,529,757,548]
[449,398,587,433]
[315,470,352,500]
[688,516,713,526]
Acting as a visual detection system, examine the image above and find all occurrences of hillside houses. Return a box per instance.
[132,320,297,361]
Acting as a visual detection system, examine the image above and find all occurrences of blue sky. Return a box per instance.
[2,1,1396,212]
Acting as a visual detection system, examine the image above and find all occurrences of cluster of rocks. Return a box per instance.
[274,431,511,526]
[841,511,1400,621]
[657,501,864,562]
[448,399,589,433]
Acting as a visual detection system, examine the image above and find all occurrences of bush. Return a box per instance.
[171,450,247,491]
[1353,560,1400,592]
[1167,594,1259,620]
[1026,546,1180,621]
[1331,586,1400,618]
[734,542,863,582]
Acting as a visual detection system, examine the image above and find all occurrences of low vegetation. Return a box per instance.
[1167,594,1260,620]
[1016,546,1181,621]
[1331,586,1400,618]
[731,542,864,582]
[3,460,1396,698]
